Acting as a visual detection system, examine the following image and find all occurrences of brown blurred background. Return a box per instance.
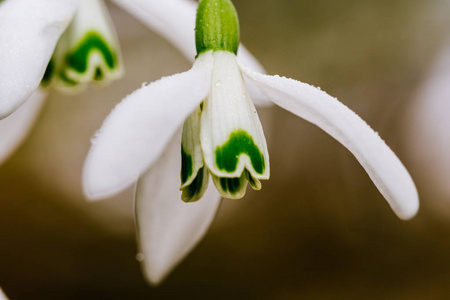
[1,0,450,299]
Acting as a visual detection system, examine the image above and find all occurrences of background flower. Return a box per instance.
[1,0,449,298]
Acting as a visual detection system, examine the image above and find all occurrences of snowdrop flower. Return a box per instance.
[83,0,419,284]
[0,0,268,164]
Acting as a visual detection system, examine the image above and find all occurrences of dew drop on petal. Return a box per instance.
[135,253,145,261]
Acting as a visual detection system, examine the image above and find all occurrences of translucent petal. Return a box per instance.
[83,51,213,200]
[136,131,221,285]
[201,51,269,180]
[0,0,77,118]
[241,65,419,220]
[110,0,270,105]
[0,90,46,165]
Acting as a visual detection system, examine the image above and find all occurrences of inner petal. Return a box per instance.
[42,0,123,91]
[180,106,210,202]
[200,50,270,180]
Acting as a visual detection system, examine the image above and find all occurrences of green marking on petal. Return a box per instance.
[215,129,265,175]
[41,58,55,86]
[220,177,242,194]
[212,173,247,199]
[181,166,209,203]
[59,70,78,86]
[245,170,262,190]
[65,31,118,74]
[181,145,193,185]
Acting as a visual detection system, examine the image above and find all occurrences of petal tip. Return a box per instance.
[395,195,420,221]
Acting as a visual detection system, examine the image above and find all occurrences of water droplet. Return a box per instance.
[90,130,101,145]
[136,253,145,262]
[215,80,222,87]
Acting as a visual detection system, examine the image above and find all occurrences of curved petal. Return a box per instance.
[83,51,213,200]
[408,42,450,197]
[0,89,46,165]
[110,0,271,105]
[136,130,221,285]
[241,65,419,220]
[110,0,197,60]
[0,0,77,118]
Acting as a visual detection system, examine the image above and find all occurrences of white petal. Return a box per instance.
[136,130,221,285]
[83,51,213,200]
[181,107,204,189]
[110,0,270,105]
[0,0,77,118]
[0,89,46,165]
[111,0,197,60]
[201,51,269,180]
[241,65,419,220]
[237,45,272,107]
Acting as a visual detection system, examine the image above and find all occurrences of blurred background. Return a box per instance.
[1,0,450,298]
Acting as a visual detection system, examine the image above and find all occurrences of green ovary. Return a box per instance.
[215,130,265,175]
[65,31,117,73]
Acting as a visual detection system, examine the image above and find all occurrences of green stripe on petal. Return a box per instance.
[211,173,247,199]
[180,106,205,188]
[181,145,193,185]
[181,166,210,203]
[215,129,265,174]
[245,170,261,190]
[65,31,118,73]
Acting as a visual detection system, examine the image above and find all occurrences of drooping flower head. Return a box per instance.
[83,0,419,284]
[40,0,123,92]
[180,0,269,202]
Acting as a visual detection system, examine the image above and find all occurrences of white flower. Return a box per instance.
[83,0,419,284]
[0,0,268,164]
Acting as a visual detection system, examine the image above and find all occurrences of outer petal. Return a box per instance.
[110,0,197,60]
[110,0,270,105]
[0,0,77,118]
[0,288,8,300]
[237,46,272,107]
[0,90,46,165]
[201,51,270,181]
[83,51,213,200]
[408,42,450,197]
[136,130,221,285]
[241,65,419,220]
